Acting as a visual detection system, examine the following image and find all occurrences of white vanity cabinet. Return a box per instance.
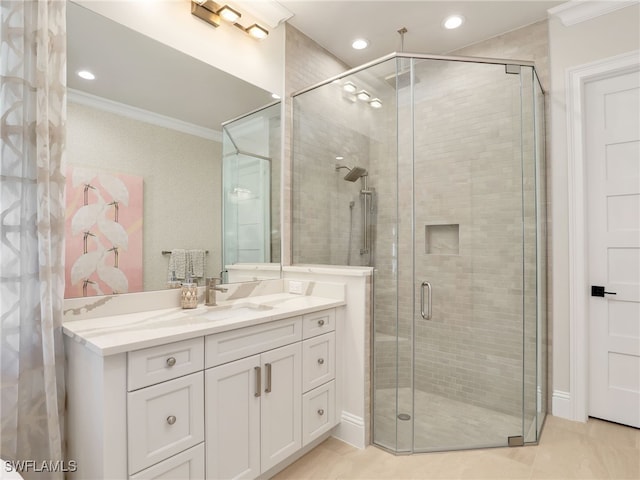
[205,343,302,479]
[204,310,337,479]
[204,316,303,479]
[65,307,339,480]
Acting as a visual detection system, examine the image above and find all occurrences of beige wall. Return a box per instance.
[548,4,640,396]
[67,102,222,293]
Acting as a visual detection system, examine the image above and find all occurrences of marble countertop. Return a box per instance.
[62,293,344,357]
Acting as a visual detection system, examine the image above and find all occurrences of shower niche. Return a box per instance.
[425,224,459,255]
[291,54,547,453]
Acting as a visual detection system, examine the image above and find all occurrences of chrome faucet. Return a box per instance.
[205,277,228,306]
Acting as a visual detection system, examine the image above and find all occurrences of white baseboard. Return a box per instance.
[333,411,365,449]
[552,390,572,420]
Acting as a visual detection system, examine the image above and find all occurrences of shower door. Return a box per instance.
[405,58,528,451]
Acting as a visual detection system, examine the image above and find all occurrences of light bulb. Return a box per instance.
[343,81,357,93]
[356,90,370,101]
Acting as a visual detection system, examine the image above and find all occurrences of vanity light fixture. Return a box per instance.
[443,14,464,29]
[191,1,269,40]
[77,70,95,80]
[245,23,269,40]
[369,98,383,109]
[343,81,357,93]
[356,90,371,101]
[218,4,241,22]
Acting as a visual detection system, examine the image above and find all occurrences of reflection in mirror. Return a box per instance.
[64,2,280,298]
[222,103,281,283]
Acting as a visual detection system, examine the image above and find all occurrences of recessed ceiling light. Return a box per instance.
[343,81,357,93]
[77,70,95,80]
[336,156,344,160]
[272,93,281,99]
[352,38,369,50]
[443,15,464,30]
[369,98,382,109]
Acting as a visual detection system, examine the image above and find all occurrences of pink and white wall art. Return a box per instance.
[64,166,143,298]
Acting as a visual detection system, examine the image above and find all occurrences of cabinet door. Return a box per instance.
[260,342,302,472]
[205,355,261,480]
[128,372,204,474]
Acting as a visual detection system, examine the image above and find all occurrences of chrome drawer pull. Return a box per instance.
[166,357,177,367]
[317,409,325,416]
[317,358,325,365]
[317,319,325,326]
[167,415,176,425]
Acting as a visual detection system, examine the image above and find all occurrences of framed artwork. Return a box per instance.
[64,166,143,298]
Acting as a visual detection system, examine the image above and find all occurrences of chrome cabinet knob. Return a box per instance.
[166,357,176,367]
[317,319,325,326]
[167,415,176,425]
[317,409,325,416]
[317,358,325,365]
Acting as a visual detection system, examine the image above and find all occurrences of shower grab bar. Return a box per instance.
[421,281,432,320]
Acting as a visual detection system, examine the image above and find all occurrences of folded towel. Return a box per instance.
[168,249,186,280]
[188,249,206,279]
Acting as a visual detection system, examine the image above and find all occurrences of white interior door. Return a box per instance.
[586,69,640,428]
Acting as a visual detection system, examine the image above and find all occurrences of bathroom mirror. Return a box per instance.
[65,2,281,298]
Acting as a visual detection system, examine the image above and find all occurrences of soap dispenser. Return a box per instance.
[180,272,198,309]
[167,270,181,289]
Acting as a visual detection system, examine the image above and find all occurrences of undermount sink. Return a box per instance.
[186,302,274,321]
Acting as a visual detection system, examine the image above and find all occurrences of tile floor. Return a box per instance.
[373,388,526,451]
[273,416,640,479]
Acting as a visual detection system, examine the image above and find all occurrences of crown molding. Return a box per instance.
[234,0,294,29]
[67,89,223,142]
[548,0,639,26]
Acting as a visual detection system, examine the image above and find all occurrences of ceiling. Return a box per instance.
[67,1,564,130]
[278,0,563,67]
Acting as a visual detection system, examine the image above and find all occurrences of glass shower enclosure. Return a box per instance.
[221,102,281,282]
[291,53,547,453]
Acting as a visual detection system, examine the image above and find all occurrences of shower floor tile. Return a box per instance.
[373,388,525,451]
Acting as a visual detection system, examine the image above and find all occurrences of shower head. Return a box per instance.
[384,69,421,90]
[343,166,368,182]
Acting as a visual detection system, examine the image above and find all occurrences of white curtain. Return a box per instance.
[0,1,67,479]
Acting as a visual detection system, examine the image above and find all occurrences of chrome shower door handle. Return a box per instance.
[421,281,432,320]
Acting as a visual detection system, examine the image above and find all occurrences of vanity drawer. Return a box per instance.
[205,316,302,368]
[128,337,204,391]
[129,443,204,480]
[302,380,336,447]
[128,372,204,474]
[302,309,335,339]
[302,332,335,393]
